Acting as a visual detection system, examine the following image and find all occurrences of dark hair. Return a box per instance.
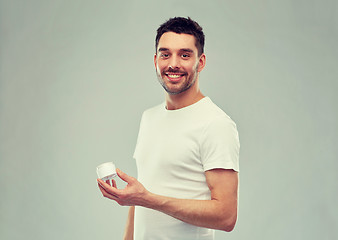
[155,17,205,56]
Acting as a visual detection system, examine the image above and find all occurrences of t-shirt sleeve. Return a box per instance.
[200,116,240,172]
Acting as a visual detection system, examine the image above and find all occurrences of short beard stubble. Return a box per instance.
[156,64,199,95]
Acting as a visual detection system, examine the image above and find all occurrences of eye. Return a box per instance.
[160,53,170,58]
[181,54,190,59]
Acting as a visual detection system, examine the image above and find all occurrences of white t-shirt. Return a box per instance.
[133,97,240,240]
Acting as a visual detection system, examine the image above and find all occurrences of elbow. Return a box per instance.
[222,223,235,232]
[219,213,237,232]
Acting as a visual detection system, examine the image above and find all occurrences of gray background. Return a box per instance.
[1,0,337,239]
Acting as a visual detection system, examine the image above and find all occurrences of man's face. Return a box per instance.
[154,32,205,95]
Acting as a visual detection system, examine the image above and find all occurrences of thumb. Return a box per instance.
[116,168,134,183]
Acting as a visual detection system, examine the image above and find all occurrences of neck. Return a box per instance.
[165,81,205,110]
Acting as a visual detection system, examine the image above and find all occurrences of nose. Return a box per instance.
[168,55,180,70]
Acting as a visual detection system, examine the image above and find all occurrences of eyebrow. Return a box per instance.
[158,48,169,52]
[158,48,194,53]
[180,48,194,53]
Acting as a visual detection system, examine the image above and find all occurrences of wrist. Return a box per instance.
[140,191,160,209]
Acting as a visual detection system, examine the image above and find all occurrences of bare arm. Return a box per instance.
[146,169,238,231]
[98,168,238,232]
[123,206,134,240]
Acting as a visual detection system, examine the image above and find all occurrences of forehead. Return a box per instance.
[157,32,197,52]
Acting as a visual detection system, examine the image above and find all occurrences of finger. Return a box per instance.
[112,179,117,188]
[97,179,121,196]
[98,183,119,200]
[98,182,115,197]
[116,168,134,183]
[98,183,119,199]
[97,178,110,188]
[106,179,111,186]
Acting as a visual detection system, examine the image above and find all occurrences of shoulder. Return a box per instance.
[138,103,165,127]
[199,98,240,149]
[199,98,237,127]
[141,103,164,117]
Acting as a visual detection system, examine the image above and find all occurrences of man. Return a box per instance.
[97,17,240,240]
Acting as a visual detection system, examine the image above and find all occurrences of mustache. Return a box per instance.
[163,68,187,74]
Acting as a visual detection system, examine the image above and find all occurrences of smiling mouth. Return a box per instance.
[167,74,182,78]
[165,72,185,82]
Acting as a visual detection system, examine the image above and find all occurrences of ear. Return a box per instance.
[197,53,206,73]
[154,53,157,69]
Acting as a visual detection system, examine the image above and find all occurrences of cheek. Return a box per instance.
[156,61,166,71]
[182,60,198,72]
[183,64,195,73]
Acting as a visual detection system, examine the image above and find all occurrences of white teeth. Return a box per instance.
[168,74,182,78]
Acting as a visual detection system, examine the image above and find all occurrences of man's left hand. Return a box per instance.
[97,168,149,207]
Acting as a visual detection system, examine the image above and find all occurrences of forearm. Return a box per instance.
[143,192,237,232]
[98,169,238,232]
[123,206,134,240]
